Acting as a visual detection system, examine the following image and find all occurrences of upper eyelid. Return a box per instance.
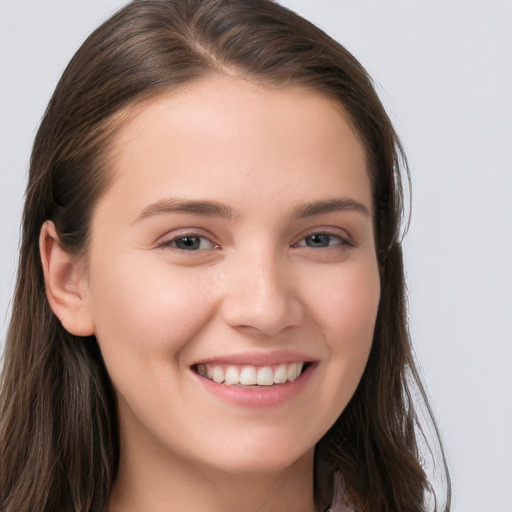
[156,227,217,243]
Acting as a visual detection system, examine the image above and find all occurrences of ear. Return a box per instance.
[39,221,95,337]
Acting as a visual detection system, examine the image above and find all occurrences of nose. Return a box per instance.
[220,247,303,337]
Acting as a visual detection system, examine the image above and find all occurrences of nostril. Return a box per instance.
[221,295,303,337]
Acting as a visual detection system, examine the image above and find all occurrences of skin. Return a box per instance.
[42,74,380,512]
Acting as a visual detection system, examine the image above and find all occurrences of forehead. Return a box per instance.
[102,74,371,218]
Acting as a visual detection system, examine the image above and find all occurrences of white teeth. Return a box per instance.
[198,362,306,386]
[224,365,240,385]
[273,364,287,384]
[256,366,274,386]
[239,366,257,385]
[213,366,225,384]
[287,362,304,381]
[287,364,298,381]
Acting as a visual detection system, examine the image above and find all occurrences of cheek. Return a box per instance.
[307,259,380,411]
[86,256,219,370]
[310,258,380,343]
[331,265,379,366]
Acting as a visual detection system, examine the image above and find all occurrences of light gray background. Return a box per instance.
[1,1,511,510]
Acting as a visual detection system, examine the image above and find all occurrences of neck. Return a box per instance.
[108,432,316,512]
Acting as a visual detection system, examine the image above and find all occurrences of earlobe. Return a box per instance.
[39,221,95,337]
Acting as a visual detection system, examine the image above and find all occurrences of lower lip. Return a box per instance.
[193,364,315,408]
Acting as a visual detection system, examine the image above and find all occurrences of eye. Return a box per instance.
[158,234,218,251]
[294,232,351,248]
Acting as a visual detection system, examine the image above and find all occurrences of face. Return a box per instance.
[81,74,380,477]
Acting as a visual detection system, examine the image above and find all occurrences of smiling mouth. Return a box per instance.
[193,362,310,387]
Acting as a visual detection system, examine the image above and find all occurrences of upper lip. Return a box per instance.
[191,350,317,367]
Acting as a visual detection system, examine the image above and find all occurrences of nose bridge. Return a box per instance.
[221,243,301,335]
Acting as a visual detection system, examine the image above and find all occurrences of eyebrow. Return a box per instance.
[135,197,233,223]
[134,196,370,224]
[291,198,371,218]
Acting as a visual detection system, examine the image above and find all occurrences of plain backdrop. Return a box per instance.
[1,1,511,510]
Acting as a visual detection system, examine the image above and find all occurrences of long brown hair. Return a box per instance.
[0,1,450,510]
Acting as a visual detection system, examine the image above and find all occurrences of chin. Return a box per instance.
[201,440,314,477]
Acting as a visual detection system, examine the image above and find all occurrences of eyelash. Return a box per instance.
[292,232,353,249]
[157,234,219,252]
[157,230,352,252]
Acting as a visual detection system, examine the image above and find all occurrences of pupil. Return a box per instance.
[307,234,329,247]
[176,237,200,250]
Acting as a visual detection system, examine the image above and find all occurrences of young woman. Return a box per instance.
[0,1,450,511]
